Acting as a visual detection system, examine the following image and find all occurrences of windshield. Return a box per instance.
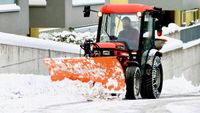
[100,14,141,50]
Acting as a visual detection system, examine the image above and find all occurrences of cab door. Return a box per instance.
[139,12,155,74]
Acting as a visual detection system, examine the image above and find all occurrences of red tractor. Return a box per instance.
[45,4,165,100]
[82,4,164,99]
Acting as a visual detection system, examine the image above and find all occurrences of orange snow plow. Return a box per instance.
[44,57,125,91]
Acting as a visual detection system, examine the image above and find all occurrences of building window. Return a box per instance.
[29,0,47,7]
[0,0,15,4]
[0,0,20,13]
[181,9,199,26]
[72,0,105,6]
[181,11,186,26]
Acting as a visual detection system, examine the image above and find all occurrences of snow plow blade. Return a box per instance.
[44,57,125,91]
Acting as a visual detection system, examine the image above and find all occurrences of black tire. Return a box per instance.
[125,66,141,99]
[140,56,163,99]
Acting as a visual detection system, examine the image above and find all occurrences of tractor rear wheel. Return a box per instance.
[140,56,163,99]
[125,66,141,99]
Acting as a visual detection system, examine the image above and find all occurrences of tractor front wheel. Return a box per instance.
[125,66,141,99]
[140,56,163,99]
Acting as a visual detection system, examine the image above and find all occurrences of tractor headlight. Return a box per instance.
[137,12,142,17]
[102,50,110,56]
[97,12,103,17]
[94,50,101,56]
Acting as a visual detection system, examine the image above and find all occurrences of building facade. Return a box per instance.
[129,0,200,26]
[29,0,105,28]
[1,0,200,36]
[0,0,29,35]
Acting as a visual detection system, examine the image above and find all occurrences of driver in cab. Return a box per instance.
[118,17,139,50]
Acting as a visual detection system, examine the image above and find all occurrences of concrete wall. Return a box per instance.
[1,39,199,83]
[0,0,29,35]
[0,44,80,75]
[183,44,200,85]
[162,43,200,85]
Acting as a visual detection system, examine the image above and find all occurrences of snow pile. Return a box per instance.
[159,36,183,53]
[0,74,83,101]
[0,74,86,113]
[0,73,118,113]
[0,74,115,102]
[162,23,180,35]
[39,30,97,45]
[162,76,200,95]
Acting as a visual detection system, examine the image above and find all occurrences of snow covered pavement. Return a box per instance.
[0,74,200,113]
[28,96,200,113]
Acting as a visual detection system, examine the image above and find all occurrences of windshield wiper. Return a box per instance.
[102,28,118,41]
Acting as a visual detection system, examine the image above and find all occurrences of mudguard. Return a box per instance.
[146,49,162,66]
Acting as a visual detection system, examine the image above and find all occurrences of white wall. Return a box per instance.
[162,41,200,85]
[0,44,80,75]
[0,32,81,75]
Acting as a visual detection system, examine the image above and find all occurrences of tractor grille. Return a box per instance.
[93,49,115,56]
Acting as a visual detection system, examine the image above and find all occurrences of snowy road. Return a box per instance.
[0,74,200,113]
[26,94,200,113]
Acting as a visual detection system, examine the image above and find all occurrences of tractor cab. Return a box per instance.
[83,4,163,69]
[98,12,141,51]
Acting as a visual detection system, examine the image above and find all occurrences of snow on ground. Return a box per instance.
[166,100,200,113]
[0,73,200,113]
[0,74,87,113]
[162,76,200,95]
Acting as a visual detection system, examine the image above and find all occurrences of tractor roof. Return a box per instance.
[100,4,153,14]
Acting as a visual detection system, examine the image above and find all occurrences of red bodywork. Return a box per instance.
[94,42,129,56]
[93,42,136,69]
[100,4,153,14]
[95,42,126,49]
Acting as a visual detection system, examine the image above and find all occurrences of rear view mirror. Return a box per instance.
[152,7,163,36]
[155,21,162,36]
[152,7,162,18]
[83,6,91,17]
[157,30,162,36]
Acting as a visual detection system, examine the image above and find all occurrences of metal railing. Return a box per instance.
[180,24,200,43]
